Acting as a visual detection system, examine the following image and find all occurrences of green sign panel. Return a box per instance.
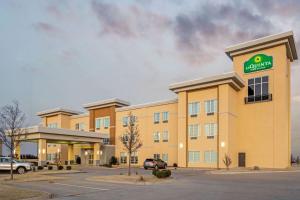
[244,54,273,73]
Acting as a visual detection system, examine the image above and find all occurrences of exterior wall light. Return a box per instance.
[57,148,60,153]
[97,150,100,155]
[85,151,88,156]
[100,150,103,155]
[221,142,226,148]
[42,149,46,154]
[179,143,183,149]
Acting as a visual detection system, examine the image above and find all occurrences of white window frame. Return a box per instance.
[162,131,169,142]
[188,124,200,139]
[103,117,110,129]
[153,132,160,143]
[162,111,169,122]
[188,102,200,117]
[162,153,168,162]
[95,118,101,129]
[122,116,129,126]
[120,152,127,164]
[188,151,200,163]
[205,123,217,138]
[153,112,160,123]
[130,152,138,164]
[48,123,58,128]
[205,100,217,115]
[204,151,217,163]
[154,153,160,160]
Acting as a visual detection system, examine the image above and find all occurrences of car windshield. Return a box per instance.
[145,159,153,162]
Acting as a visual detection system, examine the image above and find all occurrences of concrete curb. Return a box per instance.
[208,170,300,175]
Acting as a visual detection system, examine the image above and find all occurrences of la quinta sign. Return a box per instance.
[244,54,273,73]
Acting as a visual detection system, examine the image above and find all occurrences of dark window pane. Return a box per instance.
[248,78,254,85]
[255,77,261,84]
[262,94,269,100]
[262,83,268,95]
[262,76,268,83]
[248,96,254,103]
[255,84,261,96]
[248,85,254,96]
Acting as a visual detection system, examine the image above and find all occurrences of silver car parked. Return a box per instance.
[0,157,32,174]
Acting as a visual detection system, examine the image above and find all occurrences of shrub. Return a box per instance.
[152,169,158,176]
[66,166,72,170]
[173,163,178,168]
[32,167,36,172]
[58,165,64,170]
[153,169,171,178]
[103,163,112,168]
[37,166,44,170]
[48,166,53,170]
[253,166,260,170]
[223,154,232,170]
[109,156,118,165]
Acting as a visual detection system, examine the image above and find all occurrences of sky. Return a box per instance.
[0,0,300,155]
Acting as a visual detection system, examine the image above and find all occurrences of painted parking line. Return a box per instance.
[53,183,109,191]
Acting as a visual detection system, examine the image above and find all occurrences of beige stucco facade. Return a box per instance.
[19,31,297,169]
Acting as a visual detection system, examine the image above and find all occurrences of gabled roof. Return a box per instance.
[83,98,130,110]
[169,72,245,93]
[225,31,298,61]
[37,108,82,117]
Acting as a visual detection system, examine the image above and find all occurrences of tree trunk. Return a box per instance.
[128,152,131,176]
[10,141,13,180]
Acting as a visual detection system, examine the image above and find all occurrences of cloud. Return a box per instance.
[173,2,276,65]
[33,22,61,36]
[91,0,171,38]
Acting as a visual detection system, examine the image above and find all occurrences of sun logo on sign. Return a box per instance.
[254,56,262,63]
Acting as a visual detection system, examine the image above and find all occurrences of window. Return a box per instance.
[47,123,58,128]
[154,112,160,123]
[246,76,271,103]
[95,118,102,129]
[162,153,168,162]
[122,133,129,144]
[162,131,169,142]
[204,151,217,163]
[189,124,200,139]
[153,132,160,143]
[162,112,169,122]
[76,123,85,131]
[75,123,79,130]
[188,151,200,162]
[103,138,110,145]
[122,116,129,127]
[205,100,217,115]
[95,117,110,129]
[120,152,127,164]
[154,154,160,160]
[188,102,200,117]
[103,117,110,129]
[130,152,138,164]
[79,123,85,131]
[205,123,217,139]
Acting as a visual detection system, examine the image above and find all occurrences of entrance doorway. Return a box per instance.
[82,149,94,165]
[238,152,246,167]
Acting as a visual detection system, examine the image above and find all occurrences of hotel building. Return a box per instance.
[15,31,297,169]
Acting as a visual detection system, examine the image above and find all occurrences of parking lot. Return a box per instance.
[0,167,298,200]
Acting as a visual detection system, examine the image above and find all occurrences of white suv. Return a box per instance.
[0,157,32,174]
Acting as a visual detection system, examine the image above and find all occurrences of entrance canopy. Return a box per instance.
[18,126,107,144]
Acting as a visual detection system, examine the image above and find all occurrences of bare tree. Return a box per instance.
[0,101,26,180]
[223,154,232,170]
[119,112,142,176]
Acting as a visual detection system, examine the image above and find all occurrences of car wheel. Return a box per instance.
[155,165,159,170]
[17,167,26,174]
